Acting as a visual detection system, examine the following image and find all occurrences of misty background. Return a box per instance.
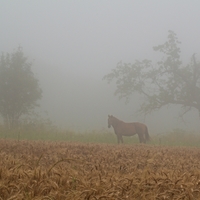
[1,1,200,133]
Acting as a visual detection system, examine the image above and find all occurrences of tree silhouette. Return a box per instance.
[0,47,42,128]
[103,30,200,119]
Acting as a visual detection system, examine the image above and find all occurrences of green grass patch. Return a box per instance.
[0,128,140,144]
[151,129,200,147]
[0,127,199,147]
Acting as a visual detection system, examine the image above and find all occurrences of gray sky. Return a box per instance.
[1,1,200,132]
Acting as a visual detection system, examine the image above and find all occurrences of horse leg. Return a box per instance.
[117,135,123,144]
[140,133,147,143]
[120,136,123,144]
[143,136,146,144]
[117,135,120,144]
[138,133,143,143]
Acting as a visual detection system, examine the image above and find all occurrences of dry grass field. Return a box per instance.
[0,139,200,200]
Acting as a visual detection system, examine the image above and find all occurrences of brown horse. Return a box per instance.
[108,115,150,144]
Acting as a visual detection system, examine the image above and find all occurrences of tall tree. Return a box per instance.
[103,30,200,119]
[0,47,42,128]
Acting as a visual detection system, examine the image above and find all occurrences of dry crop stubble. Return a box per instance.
[0,140,200,199]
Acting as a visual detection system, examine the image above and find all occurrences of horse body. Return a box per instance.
[108,115,150,144]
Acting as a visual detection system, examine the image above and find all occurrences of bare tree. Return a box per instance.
[103,30,200,119]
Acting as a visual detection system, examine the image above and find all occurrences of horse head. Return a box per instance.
[108,115,113,128]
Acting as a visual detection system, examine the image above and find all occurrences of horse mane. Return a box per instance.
[110,115,124,125]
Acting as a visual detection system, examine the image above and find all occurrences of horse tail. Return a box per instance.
[145,126,150,141]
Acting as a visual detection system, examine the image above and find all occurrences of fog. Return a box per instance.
[1,1,200,133]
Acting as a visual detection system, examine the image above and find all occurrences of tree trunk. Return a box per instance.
[3,114,19,129]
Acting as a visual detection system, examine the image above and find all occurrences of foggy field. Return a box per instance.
[1,140,200,199]
[1,2,200,198]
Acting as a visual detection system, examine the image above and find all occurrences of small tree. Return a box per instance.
[0,47,42,128]
[103,30,200,119]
